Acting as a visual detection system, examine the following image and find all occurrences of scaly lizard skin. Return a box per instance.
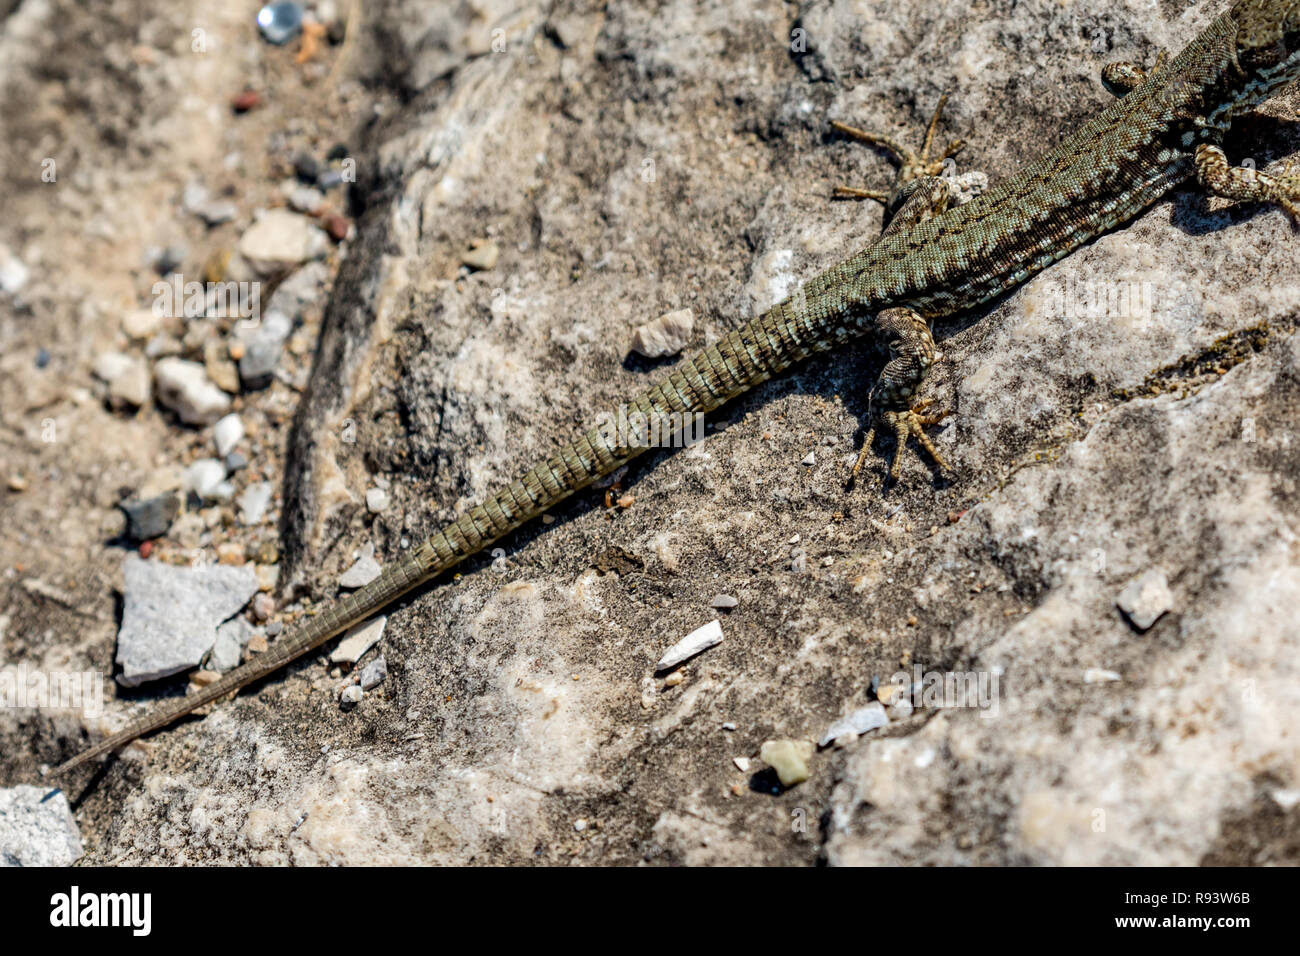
[55,0,1300,774]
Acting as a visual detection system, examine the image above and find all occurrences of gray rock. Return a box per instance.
[265,261,329,322]
[119,492,180,541]
[0,786,82,866]
[237,338,282,391]
[116,554,258,685]
[359,654,387,690]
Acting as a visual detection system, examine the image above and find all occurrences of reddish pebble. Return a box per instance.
[323,213,350,241]
[139,540,154,558]
[231,89,261,113]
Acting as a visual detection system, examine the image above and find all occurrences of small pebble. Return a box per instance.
[251,592,275,622]
[237,482,273,525]
[213,413,244,457]
[630,308,694,358]
[461,240,499,271]
[1117,568,1174,631]
[257,1,304,45]
[759,739,814,787]
[292,152,320,183]
[365,487,389,513]
[183,458,228,500]
[155,357,231,425]
[231,89,261,112]
[1084,668,1123,683]
[359,655,387,690]
[339,684,363,708]
[710,594,739,609]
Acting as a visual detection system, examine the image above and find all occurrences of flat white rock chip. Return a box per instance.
[237,481,273,525]
[154,357,231,425]
[631,308,694,358]
[0,786,82,866]
[329,615,387,664]
[339,546,382,588]
[1117,568,1174,631]
[656,618,723,670]
[238,210,328,274]
[116,554,259,686]
[818,701,889,746]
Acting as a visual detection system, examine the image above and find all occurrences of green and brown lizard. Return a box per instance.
[55,0,1300,774]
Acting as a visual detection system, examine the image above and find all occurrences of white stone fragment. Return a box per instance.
[656,619,723,670]
[818,701,889,747]
[183,458,228,499]
[630,308,694,358]
[237,481,273,525]
[154,357,231,425]
[1117,568,1174,631]
[329,615,387,664]
[238,210,328,274]
[1083,668,1123,683]
[339,545,381,588]
[212,413,244,457]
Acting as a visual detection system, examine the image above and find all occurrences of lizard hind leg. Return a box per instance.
[1196,143,1300,221]
[831,94,966,213]
[851,306,952,484]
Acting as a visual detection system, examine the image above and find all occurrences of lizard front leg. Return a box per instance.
[1100,49,1169,96]
[831,94,966,225]
[1195,143,1300,220]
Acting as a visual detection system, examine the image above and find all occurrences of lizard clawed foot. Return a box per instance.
[831,94,965,203]
[852,399,952,483]
[1196,145,1300,224]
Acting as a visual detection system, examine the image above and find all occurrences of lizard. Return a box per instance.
[54,0,1300,775]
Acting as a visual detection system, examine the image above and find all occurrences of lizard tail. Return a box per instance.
[54,295,854,774]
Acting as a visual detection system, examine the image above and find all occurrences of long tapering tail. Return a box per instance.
[55,295,857,774]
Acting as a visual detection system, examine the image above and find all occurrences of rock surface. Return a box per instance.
[0,786,83,867]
